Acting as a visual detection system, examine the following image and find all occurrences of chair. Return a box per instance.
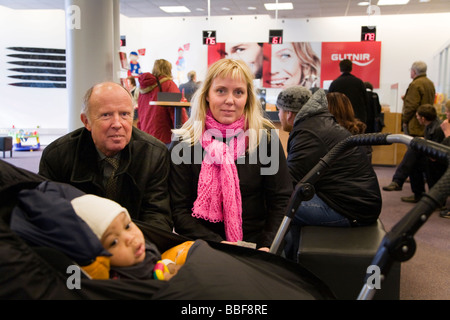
[296,219,401,300]
[0,136,13,158]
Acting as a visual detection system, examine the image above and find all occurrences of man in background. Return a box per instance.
[328,59,368,125]
[179,70,199,101]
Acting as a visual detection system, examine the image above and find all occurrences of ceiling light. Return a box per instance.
[159,6,191,13]
[196,8,205,11]
[222,7,230,11]
[264,2,294,10]
[377,0,409,5]
[248,6,257,10]
[357,1,370,5]
[419,0,430,2]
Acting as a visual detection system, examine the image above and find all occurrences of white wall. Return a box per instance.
[0,6,67,142]
[1,5,449,143]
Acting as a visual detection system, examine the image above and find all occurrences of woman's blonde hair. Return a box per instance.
[172,58,274,152]
[292,42,321,88]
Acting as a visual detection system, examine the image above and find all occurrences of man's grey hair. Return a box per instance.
[411,61,427,76]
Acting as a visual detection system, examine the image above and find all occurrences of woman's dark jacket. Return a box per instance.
[38,127,173,232]
[169,131,293,248]
[287,89,382,225]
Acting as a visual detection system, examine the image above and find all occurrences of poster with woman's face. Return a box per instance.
[208,42,264,79]
[208,42,321,89]
[262,42,321,90]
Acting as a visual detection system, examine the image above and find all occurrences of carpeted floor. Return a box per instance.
[375,165,450,300]
[2,147,449,300]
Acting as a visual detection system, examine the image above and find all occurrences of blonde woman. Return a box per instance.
[169,59,292,251]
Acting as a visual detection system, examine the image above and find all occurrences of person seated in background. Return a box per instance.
[169,59,293,251]
[276,86,382,260]
[399,104,445,207]
[38,82,173,232]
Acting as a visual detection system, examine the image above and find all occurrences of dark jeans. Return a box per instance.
[395,147,447,199]
[392,147,418,188]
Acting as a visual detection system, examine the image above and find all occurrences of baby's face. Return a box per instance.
[101,212,146,267]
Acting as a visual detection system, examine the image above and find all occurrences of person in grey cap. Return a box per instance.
[276,86,382,260]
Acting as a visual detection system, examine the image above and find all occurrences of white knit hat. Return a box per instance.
[71,194,130,240]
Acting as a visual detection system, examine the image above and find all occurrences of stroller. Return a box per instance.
[0,158,333,300]
[1,133,448,301]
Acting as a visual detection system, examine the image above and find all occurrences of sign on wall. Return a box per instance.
[208,41,381,90]
[321,41,381,89]
[208,41,381,89]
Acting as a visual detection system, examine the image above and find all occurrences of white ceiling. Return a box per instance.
[0,0,449,19]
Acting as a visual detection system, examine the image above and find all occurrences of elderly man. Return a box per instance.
[277,86,381,259]
[39,82,172,232]
[382,61,436,203]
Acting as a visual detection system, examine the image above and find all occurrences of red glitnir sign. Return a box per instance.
[321,41,381,89]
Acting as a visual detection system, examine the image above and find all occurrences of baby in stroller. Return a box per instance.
[71,194,193,281]
[10,181,193,281]
[2,160,333,300]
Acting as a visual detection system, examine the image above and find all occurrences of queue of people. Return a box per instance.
[32,55,449,282]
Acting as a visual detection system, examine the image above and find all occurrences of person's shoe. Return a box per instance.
[439,210,450,219]
[401,195,420,203]
[382,181,402,191]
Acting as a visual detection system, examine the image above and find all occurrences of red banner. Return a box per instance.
[320,41,381,89]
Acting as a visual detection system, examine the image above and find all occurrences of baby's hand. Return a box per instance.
[163,263,182,281]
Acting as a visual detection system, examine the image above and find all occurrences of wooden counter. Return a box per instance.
[371,112,407,166]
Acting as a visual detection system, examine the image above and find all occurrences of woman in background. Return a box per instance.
[326,92,366,135]
[137,59,188,146]
[326,92,371,161]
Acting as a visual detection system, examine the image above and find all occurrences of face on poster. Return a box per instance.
[208,42,264,79]
[262,42,321,89]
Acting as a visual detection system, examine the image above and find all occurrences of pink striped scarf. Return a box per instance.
[192,110,247,242]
